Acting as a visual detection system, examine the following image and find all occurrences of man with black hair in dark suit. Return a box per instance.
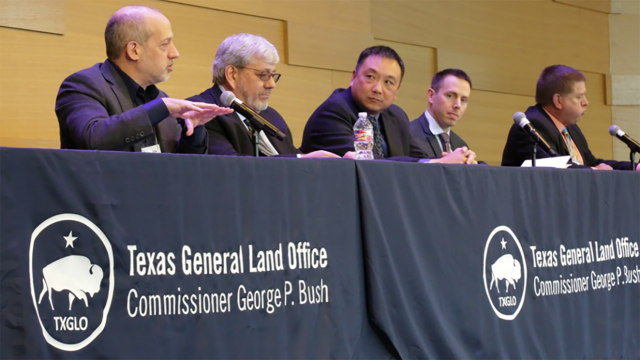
[301,45,475,163]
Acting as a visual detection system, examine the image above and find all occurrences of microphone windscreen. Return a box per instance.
[608,125,621,136]
[220,91,236,107]
[513,112,529,127]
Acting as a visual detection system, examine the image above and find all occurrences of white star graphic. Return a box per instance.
[500,237,507,250]
[63,231,78,248]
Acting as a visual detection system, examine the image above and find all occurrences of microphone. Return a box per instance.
[609,125,640,153]
[513,112,558,156]
[220,91,286,140]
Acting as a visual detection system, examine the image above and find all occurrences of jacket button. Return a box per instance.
[125,137,130,143]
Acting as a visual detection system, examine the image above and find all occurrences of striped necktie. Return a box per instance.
[562,128,581,165]
[438,133,452,153]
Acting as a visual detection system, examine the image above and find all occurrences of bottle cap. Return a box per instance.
[358,112,367,117]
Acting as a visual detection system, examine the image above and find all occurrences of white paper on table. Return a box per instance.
[520,155,571,168]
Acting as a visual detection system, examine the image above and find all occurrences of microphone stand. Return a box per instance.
[531,138,538,167]
[631,151,636,172]
[253,129,260,157]
[243,119,260,157]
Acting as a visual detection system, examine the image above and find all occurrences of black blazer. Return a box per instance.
[300,88,427,161]
[187,86,298,156]
[409,112,468,158]
[55,60,204,153]
[501,104,631,170]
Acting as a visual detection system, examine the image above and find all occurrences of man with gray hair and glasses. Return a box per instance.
[56,5,232,152]
[187,33,337,158]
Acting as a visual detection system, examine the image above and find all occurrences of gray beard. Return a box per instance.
[236,85,269,112]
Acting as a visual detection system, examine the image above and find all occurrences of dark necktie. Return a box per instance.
[367,115,385,157]
[438,133,452,153]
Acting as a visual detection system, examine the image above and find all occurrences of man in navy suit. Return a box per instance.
[56,5,232,152]
[410,69,478,164]
[301,46,474,163]
[187,33,337,158]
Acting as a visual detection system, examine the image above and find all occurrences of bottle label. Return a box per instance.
[354,130,373,142]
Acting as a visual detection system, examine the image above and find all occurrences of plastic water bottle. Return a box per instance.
[353,112,374,160]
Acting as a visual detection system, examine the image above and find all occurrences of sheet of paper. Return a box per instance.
[521,155,571,168]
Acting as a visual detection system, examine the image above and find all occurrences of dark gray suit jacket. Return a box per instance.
[409,112,468,158]
[300,88,427,161]
[55,60,205,153]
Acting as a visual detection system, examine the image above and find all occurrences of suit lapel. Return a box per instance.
[427,134,442,157]
[567,126,587,158]
[212,86,253,143]
[101,61,134,114]
[380,112,402,157]
[419,113,442,157]
[101,61,147,151]
[534,105,570,156]
[103,61,178,152]
[449,131,466,151]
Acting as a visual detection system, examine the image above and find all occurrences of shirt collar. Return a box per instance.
[108,59,158,104]
[424,109,449,136]
[542,108,567,134]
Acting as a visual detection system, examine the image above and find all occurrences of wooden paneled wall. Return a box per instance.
[0,0,65,35]
[609,0,640,161]
[0,0,630,165]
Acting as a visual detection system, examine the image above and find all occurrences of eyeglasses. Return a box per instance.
[240,67,281,83]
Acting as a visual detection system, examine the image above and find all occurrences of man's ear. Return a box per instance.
[427,88,435,105]
[124,41,140,61]
[224,65,239,90]
[349,69,357,87]
[552,93,563,109]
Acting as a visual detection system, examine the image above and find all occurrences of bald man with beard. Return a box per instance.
[56,5,232,152]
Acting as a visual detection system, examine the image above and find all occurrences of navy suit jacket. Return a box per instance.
[502,104,631,169]
[55,60,205,153]
[300,88,427,161]
[187,86,298,156]
[409,112,468,158]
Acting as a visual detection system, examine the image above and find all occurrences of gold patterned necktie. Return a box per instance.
[562,128,581,165]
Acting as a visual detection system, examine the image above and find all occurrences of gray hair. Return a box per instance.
[212,33,279,84]
[105,5,161,60]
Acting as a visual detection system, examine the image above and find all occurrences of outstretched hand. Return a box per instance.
[162,98,234,136]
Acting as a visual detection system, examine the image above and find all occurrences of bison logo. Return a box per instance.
[489,254,522,293]
[38,255,104,311]
[483,226,527,321]
[30,214,114,351]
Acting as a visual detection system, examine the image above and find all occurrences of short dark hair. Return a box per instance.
[104,5,159,60]
[355,45,405,80]
[535,65,586,106]
[431,69,472,92]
